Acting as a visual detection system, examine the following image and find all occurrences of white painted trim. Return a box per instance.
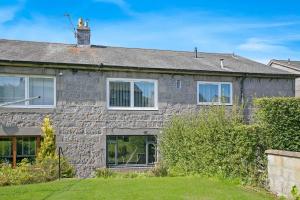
[107,78,158,110]
[0,74,56,108]
[197,81,233,106]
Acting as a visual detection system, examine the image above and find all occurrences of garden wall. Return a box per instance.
[266,150,300,198]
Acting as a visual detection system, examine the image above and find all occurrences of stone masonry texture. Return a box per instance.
[0,66,295,177]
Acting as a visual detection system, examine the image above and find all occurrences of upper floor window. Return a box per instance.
[0,75,56,108]
[107,78,158,110]
[197,81,232,105]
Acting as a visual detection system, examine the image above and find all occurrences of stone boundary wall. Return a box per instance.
[266,149,300,198]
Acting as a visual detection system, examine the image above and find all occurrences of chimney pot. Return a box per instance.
[77,18,90,46]
[220,59,224,69]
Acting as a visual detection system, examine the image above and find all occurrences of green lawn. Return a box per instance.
[0,177,275,200]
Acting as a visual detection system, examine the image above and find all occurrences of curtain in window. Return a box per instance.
[109,81,130,107]
[221,84,231,103]
[29,78,54,105]
[134,81,154,107]
[199,84,219,103]
[0,76,25,104]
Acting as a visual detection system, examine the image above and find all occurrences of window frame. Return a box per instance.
[197,81,233,105]
[107,78,158,110]
[0,74,56,108]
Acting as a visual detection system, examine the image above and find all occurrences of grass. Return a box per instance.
[0,176,275,200]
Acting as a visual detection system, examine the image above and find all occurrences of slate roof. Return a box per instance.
[269,59,300,72]
[0,39,293,76]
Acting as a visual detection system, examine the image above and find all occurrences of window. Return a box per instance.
[17,137,36,162]
[0,136,39,165]
[107,135,157,166]
[0,75,55,108]
[197,81,232,105]
[107,78,158,110]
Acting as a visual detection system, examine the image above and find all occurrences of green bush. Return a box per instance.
[149,162,168,177]
[254,97,300,151]
[0,117,74,186]
[159,106,268,185]
[95,168,116,178]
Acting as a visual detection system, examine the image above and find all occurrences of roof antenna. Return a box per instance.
[194,47,198,58]
[64,13,76,39]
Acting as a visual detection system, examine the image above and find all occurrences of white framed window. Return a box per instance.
[107,78,158,110]
[0,74,56,108]
[197,81,232,105]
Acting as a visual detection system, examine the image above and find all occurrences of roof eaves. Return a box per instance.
[0,59,297,78]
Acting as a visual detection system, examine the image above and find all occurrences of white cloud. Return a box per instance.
[0,6,20,24]
[93,0,135,16]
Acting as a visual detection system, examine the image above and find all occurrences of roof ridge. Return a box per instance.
[0,38,233,56]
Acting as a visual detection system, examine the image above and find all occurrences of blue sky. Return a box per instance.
[1,0,300,63]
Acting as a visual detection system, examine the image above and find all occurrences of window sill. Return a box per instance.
[0,107,56,113]
[107,107,159,111]
[197,103,233,106]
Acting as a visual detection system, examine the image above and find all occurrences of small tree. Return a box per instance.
[37,116,56,161]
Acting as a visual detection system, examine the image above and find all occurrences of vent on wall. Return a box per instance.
[176,80,181,89]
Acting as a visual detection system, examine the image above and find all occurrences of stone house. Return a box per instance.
[0,20,296,177]
[268,59,300,97]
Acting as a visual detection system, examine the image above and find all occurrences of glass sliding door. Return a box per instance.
[107,135,157,167]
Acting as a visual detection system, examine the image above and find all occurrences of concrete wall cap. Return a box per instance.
[265,149,300,158]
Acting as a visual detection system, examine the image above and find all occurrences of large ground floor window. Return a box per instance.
[0,136,41,167]
[107,135,157,167]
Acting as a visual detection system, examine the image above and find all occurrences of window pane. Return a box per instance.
[107,135,157,166]
[134,81,155,107]
[0,76,25,105]
[199,84,219,103]
[0,138,12,157]
[17,138,23,155]
[29,78,54,105]
[221,84,231,103]
[109,81,130,107]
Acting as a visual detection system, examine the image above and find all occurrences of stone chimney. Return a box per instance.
[76,18,90,46]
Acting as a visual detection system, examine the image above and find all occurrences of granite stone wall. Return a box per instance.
[0,66,295,177]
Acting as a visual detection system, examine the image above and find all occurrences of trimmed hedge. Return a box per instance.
[254,97,300,151]
[160,106,267,185]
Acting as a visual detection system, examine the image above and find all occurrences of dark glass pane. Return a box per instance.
[17,138,23,156]
[221,84,231,103]
[0,76,25,105]
[0,138,12,157]
[148,143,156,164]
[199,84,219,103]
[134,81,155,107]
[109,81,130,107]
[29,137,36,155]
[117,136,146,165]
[107,135,157,166]
[29,78,54,105]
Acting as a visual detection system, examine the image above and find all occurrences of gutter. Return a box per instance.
[0,59,298,79]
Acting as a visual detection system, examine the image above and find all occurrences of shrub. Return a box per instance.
[159,106,268,185]
[149,162,168,177]
[0,117,74,186]
[95,168,116,178]
[254,97,300,151]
